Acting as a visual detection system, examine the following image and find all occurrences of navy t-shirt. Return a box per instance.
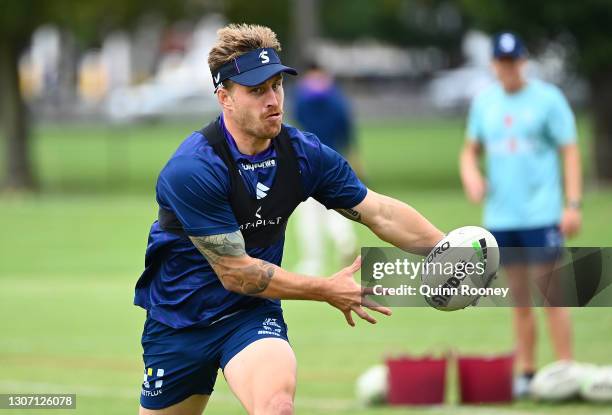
[135,115,367,328]
[294,80,353,154]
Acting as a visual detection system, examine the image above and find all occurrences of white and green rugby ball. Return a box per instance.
[580,365,612,402]
[355,365,388,406]
[530,360,595,401]
[421,226,499,311]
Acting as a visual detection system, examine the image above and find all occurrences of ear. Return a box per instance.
[217,87,234,112]
[490,61,499,75]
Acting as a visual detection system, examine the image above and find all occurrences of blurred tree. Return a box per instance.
[223,0,467,69]
[222,0,293,60]
[320,0,464,51]
[319,0,466,71]
[222,0,320,71]
[0,0,208,191]
[290,0,319,71]
[461,0,612,182]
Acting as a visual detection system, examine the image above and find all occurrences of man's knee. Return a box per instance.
[545,307,570,318]
[254,392,294,415]
[514,307,533,318]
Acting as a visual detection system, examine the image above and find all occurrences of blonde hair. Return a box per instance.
[208,23,282,72]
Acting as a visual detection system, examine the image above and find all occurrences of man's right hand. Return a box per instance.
[190,232,392,323]
[460,140,486,204]
[464,173,486,204]
[323,256,392,326]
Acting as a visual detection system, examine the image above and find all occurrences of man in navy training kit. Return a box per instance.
[135,23,444,415]
[460,32,582,397]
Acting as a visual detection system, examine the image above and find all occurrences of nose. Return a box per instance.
[263,86,280,108]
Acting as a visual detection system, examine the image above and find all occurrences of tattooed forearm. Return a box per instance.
[189,232,275,295]
[218,259,276,295]
[335,208,362,222]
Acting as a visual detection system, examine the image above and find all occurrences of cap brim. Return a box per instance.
[494,53,522,59]
[493,50,525,59]
[229,64,298,87]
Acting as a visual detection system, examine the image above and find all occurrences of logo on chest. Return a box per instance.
[240,205,283,231]
[240,159,276,171]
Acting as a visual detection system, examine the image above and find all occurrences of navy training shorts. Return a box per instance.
[139,305,289,410]
[491,225,564,265]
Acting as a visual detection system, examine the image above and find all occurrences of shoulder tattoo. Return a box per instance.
[189,232,246,264]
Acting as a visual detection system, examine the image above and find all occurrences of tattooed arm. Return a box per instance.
[189,231,319,297]
[189,231,391,325]
[335,189,444,255]
[189,232,274,295]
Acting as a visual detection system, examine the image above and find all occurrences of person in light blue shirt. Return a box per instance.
[460,32,583,398]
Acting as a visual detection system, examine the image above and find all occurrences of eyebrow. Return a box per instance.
[250,75,283,89]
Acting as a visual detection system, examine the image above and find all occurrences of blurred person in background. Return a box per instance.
[460,32,582,397]
[292,62,362,275]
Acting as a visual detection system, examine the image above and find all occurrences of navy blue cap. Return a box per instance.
[492,32,526,59]
[211,47,297,91]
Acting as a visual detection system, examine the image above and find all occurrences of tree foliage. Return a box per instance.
[461,0,612,77]
[0,0,203,53]
[320,0,464,49]
[0,0,208,190]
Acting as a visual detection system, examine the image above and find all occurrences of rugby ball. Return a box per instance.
[355,365,388,406]
[580,366,612,402]
[421,226,499,311]
[530,360,592,401]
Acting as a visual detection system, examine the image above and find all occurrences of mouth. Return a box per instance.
[265,112,282,121]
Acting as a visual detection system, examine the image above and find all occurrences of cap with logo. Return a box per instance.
[211,47,297,91]
[492,32,526,59]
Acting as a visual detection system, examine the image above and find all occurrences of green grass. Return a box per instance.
[15,114,594,195]
[1,117,611,414]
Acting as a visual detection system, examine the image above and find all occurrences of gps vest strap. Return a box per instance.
[158,120,304,249]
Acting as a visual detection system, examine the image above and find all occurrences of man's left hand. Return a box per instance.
[560,207,582,238]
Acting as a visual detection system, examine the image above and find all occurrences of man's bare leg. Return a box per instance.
[224,338,297,415]
[513,306,536,373]
[506,264,536,374]
[544,307,573,360]
[139,394,209,415]
[533,262,573,361]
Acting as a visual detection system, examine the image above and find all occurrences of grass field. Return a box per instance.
[1,116,611,414]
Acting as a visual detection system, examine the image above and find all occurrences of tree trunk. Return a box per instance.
[590,71,612,184]
[57,29,78,109]
[290,0,319,71]
[0,38,36,191]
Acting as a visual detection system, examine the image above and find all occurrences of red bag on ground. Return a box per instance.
[457,353,514,404]
[386,355,447,405]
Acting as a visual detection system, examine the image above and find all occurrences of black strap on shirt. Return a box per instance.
[158,120,304,249]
